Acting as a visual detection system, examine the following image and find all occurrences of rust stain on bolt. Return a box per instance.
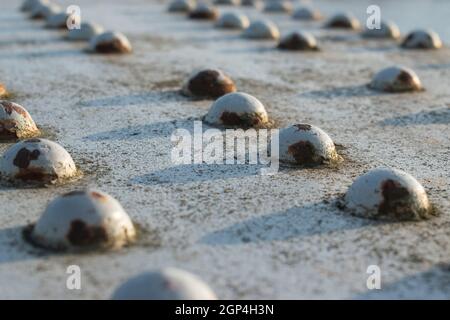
[13,148,40,168]
[67,219,108,246]
[378,179,410,216]
[288,141,316,165]
[187,70,236,98]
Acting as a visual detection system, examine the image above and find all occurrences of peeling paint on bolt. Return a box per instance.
[188,3,219,20]
[111,268,217,300]
[168,0,195,12]
[25,189,136,251]
[324,13,361,30]
[343,168,433,221]
[277,31,319,51]
[0,138,77,183]
[204,92,269,128]
[277,124,341,166]
[88,31,132,54]
[369,66,423,93]
[263,1,293,13]
[292,6,323,21]
[67,22,104,41]
[401,29,443,49]
[362,21,401,39]
[242,20,280,40]
[216,12,249,29]
[182,69,236,99]
[0,101,40,140]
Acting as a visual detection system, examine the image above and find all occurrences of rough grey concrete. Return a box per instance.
[0,0,449,299]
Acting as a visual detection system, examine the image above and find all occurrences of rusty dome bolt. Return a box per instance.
[214,0,240,5]
[67,22,104,41]
[0,101,40,140]
[168,0,196,13]
[29,1,61,20]
[0,83,8,98]
[369,66,423,93]
[204,92,269,128]
[263,1,293,13]
[277,124,341,166]
[21,0,47,12]
[277,31,319,51]
[343,168,433,221]
[216,12,250,29]
[111,268,217,300]
[182,69,236,99]
[26,189,136,251]
[401,29,443,49]
[242,20,280,40]
[0,138,77,183]
[292,6,323,21]
[361,21,401,39]
[188,3,219,20]
[324,12,361,30]
[88,31,132,54]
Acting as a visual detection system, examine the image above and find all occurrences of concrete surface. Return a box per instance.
[0,0,449,299]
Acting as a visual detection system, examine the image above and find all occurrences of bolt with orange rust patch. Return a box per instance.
[24,189,136,251]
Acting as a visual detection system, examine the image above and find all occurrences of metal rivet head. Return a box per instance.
[343,168,433,221]
[242,20,280,40]
[183,69,236,99]
[27,189,136,250]
[0,101,40,140]
[112,268,217,300]
[205,92,269,128]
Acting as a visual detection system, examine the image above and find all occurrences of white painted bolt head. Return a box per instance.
[324,12,361,30]
[277,124,340,166]
[168,0,196,12]
[182,68,236,99]
[216,12,250,29]
[88,31,132,54]
[344,168,432,221]
[242,20,280,40]
[112,268,217,300]
[188,3,219,20]
[263,0,293,13]
[277,31,319,51]
[0,138,77,183]
[205,92,269,127]
[0,101,40,140]
[369,66,423,93]
[28,189,136,250]
[292,6,322,20]
[401,29,443,49]
[362,21,401,39]
[30,2,61,19]
[67,22,104,41]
